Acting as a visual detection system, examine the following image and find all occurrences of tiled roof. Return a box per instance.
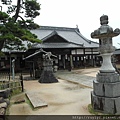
[114,49,120,55]
[31,26,99,49]
[32,42,83,49]
[1,48,26,53]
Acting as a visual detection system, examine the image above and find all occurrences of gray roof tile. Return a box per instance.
[32,42,83,49]
[114,49,120,55]
[31,26,99,49]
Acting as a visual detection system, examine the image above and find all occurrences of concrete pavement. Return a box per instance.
[54,67,99,88]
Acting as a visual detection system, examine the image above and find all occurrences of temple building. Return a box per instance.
[28,26,100,70]
[0,26,100,76]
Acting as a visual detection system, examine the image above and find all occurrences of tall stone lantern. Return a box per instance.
[91,15,120,114]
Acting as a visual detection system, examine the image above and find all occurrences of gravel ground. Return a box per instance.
[8,67,99,115]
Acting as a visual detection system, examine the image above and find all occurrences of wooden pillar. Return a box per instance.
[63,55,66,69]
[33,62,35,78]
[91,48,95,67]
[83,49,86,68]
[70,55,73,69]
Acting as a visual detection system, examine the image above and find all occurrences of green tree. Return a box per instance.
[0,0,41,51]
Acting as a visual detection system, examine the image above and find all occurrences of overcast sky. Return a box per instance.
[1,0,120,48]
[33,0,120,48]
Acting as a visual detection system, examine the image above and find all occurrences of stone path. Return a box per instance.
[26,92,48,109]
[54,68,99,88]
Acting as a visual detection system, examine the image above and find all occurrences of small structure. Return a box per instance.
[23,49,58,83]
[12,59,15,80]
[91,15,120,114]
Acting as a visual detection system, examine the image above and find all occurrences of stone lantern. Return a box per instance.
[91,15,120,114]
[39,52,58,83]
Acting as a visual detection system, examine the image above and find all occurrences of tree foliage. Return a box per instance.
[0,0,41,51]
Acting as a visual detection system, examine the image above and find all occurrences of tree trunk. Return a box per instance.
[0,40,4,51]
[13,0,21,22]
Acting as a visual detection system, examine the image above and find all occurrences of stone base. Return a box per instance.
[96,72,120,83]
[91,91,120,114]
[39,70,58,83]
[92,70,120,114]
[93,80,120,97]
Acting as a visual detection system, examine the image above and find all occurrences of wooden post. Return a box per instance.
[70,55,73,69]
[20,73,24,92]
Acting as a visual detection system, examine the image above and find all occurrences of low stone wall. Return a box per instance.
[0,91,10,116]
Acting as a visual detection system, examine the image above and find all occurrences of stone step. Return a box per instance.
[0,102,7,109]
[26,92,48,109]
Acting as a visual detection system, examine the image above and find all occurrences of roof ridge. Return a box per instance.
[39,26,78,31]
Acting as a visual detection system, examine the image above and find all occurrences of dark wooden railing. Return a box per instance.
[0,73,24,93]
